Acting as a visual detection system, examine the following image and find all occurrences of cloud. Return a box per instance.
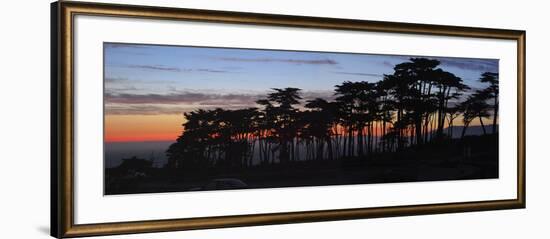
[438,58,499,72]
[105,104,258,115]
[105,86,141,94]
[104,43,148,49]
[195,68,228,73]
[105,77,129,83]
[217,57,338,65]
[105,92,261,105]
[126,65,181,72]
[121,64,230,73]
[104,44,153,56]
[332,71,383,78]
[105,91,261,115]
[105,90,338,115]
[105,104,185,115]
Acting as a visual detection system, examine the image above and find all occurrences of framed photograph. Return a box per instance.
[51,1,526,237]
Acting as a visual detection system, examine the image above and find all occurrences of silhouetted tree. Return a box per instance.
[334,81,358,157]
[432,69,469,138]
[304,98,339,160]
[479,72,499,134]
[459,93,491,137]
[446,106,461,138]
[165,57,498,171]
[259,88,302,163]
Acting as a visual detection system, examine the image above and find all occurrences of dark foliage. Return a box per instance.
[165,58,498,170]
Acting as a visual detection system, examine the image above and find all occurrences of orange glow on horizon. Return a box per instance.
[105,114,184,143]
[104,113,495,143]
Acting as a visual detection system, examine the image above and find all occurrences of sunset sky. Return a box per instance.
[104,43,498,142]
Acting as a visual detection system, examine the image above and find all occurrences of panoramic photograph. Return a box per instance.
[104,42,499,195]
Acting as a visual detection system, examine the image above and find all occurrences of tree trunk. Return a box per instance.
[461,122,470,138]
[448,119,454,138]
[372,121,380,153]
[415,118,422,145]
[397,108,403,150]
[326,136,334,160]
[479,116,487,135]
[342,128,347,158]
[492,96,498,134]
[382,121,386,153]
[348,126,353,157]
[317,139,325,161]
[259,137,264,164]
[369,124,373,154]
[357,125,364,157]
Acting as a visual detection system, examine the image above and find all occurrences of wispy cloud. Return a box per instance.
[105,90,337,115]
[121,64,230,73]
[105,92,260,105]
[332,71,383,78]
[106,104,183,115]
[105,77,129,83]
[104,43,148,49]
[217,57,338,65]
[105,93,260,114]
[104,44,152,56]
[195,68,228,73]
[105,104,256,115]
[105,86,141,94]
[438,58,498,72]
[126,65,181,72]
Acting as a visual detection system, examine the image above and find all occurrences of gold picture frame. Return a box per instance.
[51,1,525,237]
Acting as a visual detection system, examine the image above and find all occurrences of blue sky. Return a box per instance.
[104,42,498,115]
